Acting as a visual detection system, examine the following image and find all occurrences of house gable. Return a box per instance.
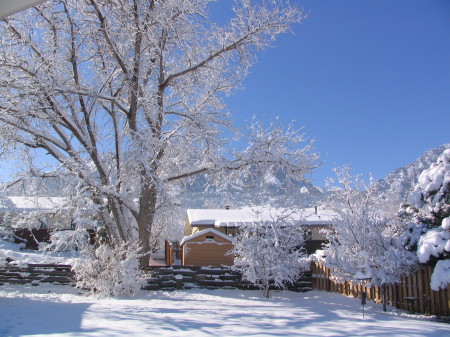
[181,228,235,267]
[181,228,234,245]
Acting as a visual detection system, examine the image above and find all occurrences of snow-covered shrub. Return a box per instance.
[72,242,144,297]
[416,226,450,264]
[430,259,450,291]
[0,225,27,250]
[401,149,450,290]
[0,226,16,243]
[231,209,308,298]
[41,229,90,252]
[324,166,417,286]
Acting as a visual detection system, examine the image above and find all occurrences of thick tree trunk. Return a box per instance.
[136,183,157,267]
[382,284,387,312]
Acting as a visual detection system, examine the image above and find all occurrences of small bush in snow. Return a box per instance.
[231,209,308,298]
[72,242,144,297]
[41,229,90,252]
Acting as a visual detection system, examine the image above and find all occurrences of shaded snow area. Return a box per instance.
[0,285,448,337]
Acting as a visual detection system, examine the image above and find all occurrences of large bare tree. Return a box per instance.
[0,0,317,264]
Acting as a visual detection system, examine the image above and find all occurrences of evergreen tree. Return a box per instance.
[401,149,450,290]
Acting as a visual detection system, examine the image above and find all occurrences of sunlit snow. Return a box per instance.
[0,285,448,337]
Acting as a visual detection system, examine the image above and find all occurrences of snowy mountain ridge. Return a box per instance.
[173,143,450,208]
[371,143,450,203]
[2,143,449,207]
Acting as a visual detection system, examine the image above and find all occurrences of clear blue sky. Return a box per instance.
[219,0,450,186]
[1,1,448,189]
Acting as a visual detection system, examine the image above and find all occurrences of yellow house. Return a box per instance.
[181,228,235,266]
[181,207,338,267]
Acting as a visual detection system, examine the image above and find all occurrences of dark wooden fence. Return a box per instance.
[311,262,450,317]
[13,229,51,249]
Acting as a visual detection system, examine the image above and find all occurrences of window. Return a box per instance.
[205,235,215,240]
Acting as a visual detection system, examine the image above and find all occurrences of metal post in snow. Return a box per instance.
[361,291,367,318]
[356,276,371,319]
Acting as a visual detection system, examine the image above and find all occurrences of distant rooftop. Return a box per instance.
[0,196,67,211]
[187,207,338,228]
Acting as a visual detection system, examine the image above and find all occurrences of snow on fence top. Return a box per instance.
[187,207,338,228]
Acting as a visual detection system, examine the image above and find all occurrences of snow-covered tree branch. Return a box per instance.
[0,0,316,266]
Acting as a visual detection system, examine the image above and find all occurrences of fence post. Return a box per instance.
[446,284,450,316]
[427,266,436,315]
[401,276,407,311]
[417,268,424,313]
[317,263,321,290]
[434,279,442,316]
[325,265,330,292]
[439,285,447,316]
[387,284,393,307]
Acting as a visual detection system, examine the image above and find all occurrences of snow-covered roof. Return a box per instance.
[187,207,338,228]
[181,228,235,245]
[0,196,67,211]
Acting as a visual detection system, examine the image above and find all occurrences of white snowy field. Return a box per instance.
[1,239,449,336]
[0,239,79,265]
[0,284,448,337]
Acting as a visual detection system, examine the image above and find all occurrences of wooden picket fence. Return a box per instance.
[311,262,450,316]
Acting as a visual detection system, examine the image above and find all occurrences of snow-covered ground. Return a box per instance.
[1,240,449,336]
[1,284,448,337]
[0,239,79,266]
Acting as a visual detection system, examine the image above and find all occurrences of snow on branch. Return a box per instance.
[323,166,417,286]
[0,0,310,271]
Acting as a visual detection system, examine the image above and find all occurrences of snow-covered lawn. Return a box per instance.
[1,240,448,336]
[0,239,79,265]
[0,284,448,337]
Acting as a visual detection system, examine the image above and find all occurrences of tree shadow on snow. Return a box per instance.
[145,290,450,336]
[0,296,96,337]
